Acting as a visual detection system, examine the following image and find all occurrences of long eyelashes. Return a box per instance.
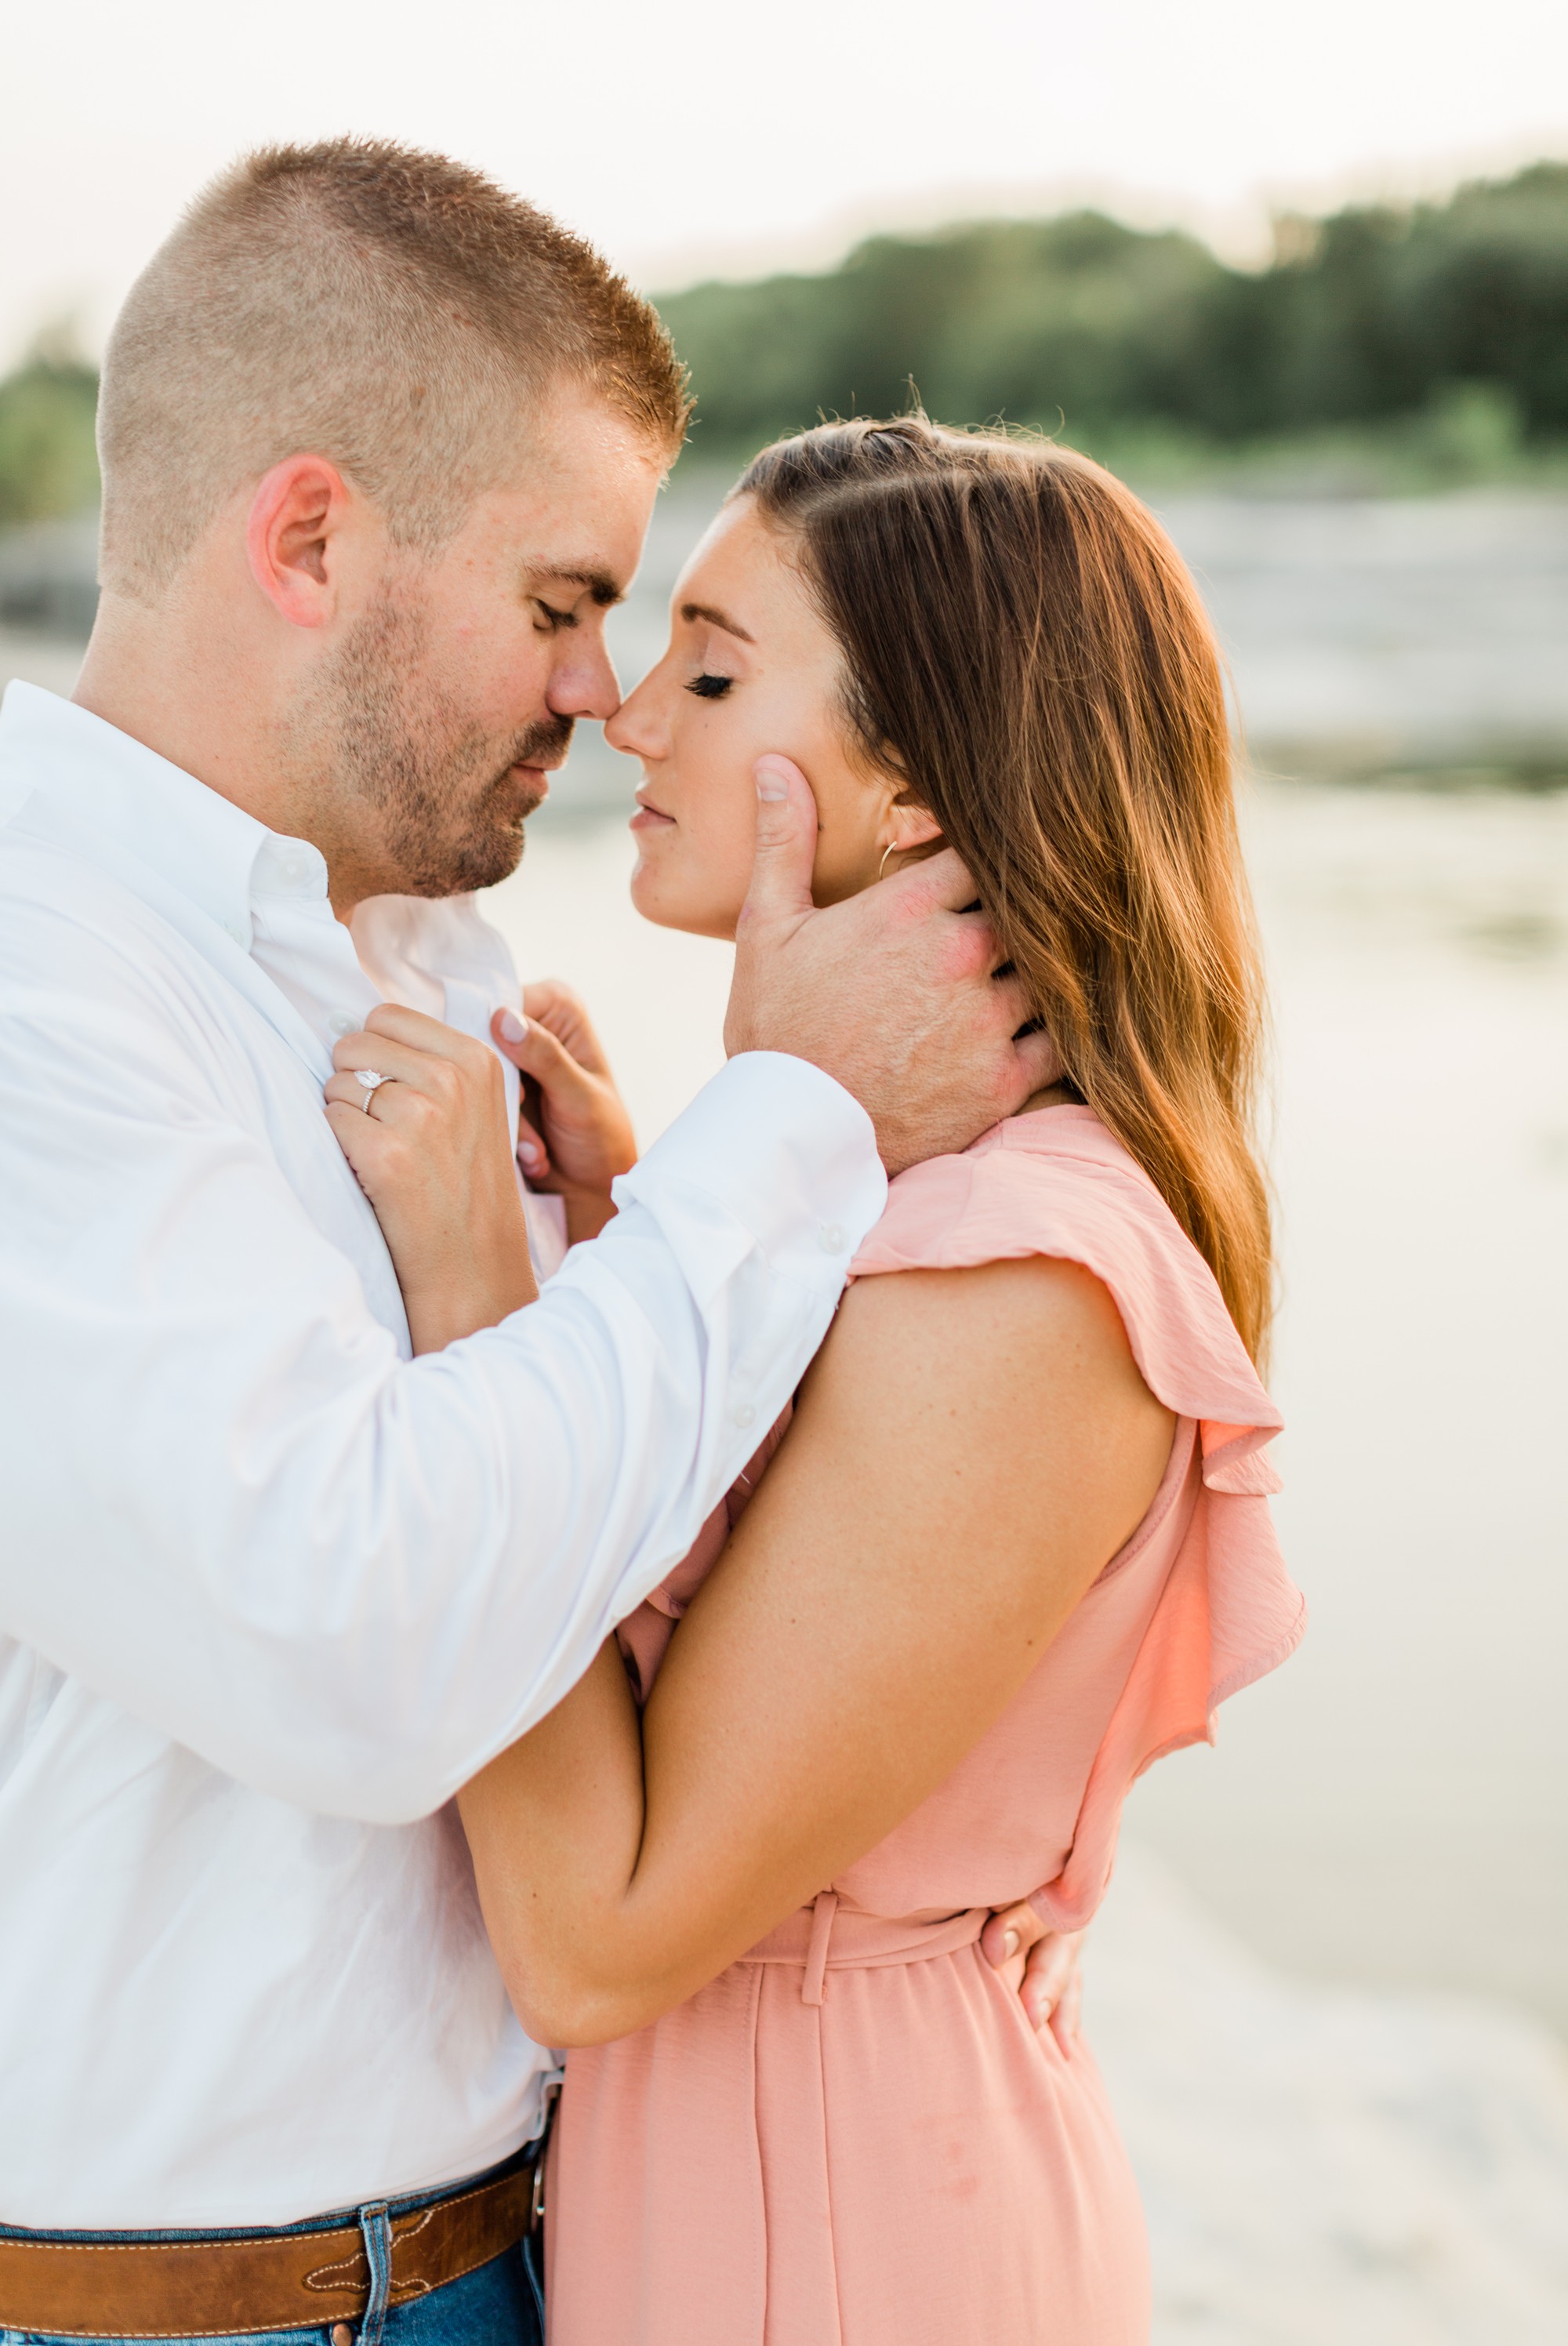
[685,673,734,701]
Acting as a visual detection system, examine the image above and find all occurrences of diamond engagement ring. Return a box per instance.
[354,1069,389,1098]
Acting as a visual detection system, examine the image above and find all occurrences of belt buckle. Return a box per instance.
[529,2078,561,2233]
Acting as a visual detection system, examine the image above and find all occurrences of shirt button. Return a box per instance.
[328,1012,358,1039]
[732,1402,757,1429]
[279,853,306,885]
[818,1223,847,1254]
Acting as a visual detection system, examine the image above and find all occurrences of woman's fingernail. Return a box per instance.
[498,1009,527,1043]
[754,759,789,802]
[1003,1930,1019,1959]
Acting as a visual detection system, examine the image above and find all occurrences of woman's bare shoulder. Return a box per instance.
[829,1251,1147,1398]
[782,1253,1175,1574]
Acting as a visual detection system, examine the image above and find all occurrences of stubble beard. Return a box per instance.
[307,591,575,899]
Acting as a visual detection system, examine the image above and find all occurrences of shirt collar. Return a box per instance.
[0,676,524,1061]
[0,679,287,951]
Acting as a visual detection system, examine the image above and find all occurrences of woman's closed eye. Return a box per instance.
[685,672,734,701]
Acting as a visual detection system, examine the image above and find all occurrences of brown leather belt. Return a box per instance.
[0,2150,539,2340]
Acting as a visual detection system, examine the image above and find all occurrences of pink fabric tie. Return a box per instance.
[746,1898,991,2006]
[801,1892,838,2005]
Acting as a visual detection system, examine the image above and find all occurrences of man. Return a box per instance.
[0,142,1058,2342]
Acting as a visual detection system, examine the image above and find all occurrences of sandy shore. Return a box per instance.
[1093,1843,1568,2342]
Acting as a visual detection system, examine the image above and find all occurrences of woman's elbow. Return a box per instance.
[499,1948,668,2048]
[505,1975,649,2049]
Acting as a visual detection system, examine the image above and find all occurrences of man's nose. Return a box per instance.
[547,637,622,725]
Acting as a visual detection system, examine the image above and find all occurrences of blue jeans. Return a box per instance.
[0,2152,545,2346]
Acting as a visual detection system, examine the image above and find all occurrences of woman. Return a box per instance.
[328,418,1304,2344]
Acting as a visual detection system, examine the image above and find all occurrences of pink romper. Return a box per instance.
[546,1106,1304,2346]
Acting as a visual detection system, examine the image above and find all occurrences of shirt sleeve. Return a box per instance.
[0,915,886,1824]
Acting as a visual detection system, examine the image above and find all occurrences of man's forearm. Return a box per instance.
[0,1055,884,1821]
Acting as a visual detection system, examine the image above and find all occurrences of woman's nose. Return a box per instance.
[604,673,666,758]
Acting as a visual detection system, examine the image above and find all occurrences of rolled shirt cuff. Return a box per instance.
[612,1051,888,1303]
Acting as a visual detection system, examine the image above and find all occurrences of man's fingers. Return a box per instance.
[981,1899,1047,1969]
[1049,1966,1083,2054]
[985,967,1036,1030]
[1020,1928,1087,2043]
[882,844,986,918]
[982,1905,1087,2054]
[1020,1933,1073,2014]
[977,968,1067,1102]
[737,756,820,935]
[1011,1025,1066,1096]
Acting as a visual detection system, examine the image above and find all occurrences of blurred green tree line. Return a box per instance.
[657,162,1568,463]
[2,161,1565,529]
[0,334,100,528]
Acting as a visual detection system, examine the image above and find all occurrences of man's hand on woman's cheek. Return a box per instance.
[724,757,1062,1175]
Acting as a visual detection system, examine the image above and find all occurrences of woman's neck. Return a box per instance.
[1014,1082,1076,1118]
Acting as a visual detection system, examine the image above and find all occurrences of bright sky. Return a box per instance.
[5,0,1566,366]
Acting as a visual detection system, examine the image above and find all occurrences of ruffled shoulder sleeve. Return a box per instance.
[850,1107,1283,1494]
[850,1109,1304,1929]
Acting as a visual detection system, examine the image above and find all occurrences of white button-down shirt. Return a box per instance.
[0,682,886,2228]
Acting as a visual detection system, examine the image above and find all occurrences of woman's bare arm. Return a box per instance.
[459,1253,1174,2044]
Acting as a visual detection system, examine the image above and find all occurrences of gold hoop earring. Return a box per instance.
[878,841,897,881]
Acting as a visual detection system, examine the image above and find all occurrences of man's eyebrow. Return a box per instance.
[533,565,625,608]
[679,600,755,644]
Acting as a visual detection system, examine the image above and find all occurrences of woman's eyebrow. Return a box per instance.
[679,599,755,644]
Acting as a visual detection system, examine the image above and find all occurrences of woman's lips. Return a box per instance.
[630,798,676,832]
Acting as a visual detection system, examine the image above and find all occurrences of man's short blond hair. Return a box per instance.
[98,138,691,601]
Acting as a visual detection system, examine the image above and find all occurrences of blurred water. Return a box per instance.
[1163,490,1568,778]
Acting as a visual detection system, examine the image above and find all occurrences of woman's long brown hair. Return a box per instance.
[738,416,1274,1362]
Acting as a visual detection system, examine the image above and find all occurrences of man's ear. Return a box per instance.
[245,456,354,629]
